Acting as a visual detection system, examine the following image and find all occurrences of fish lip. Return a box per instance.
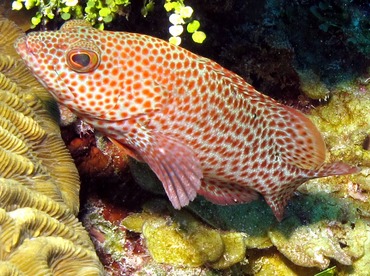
[14,35,28,57]
[14,35,40,68]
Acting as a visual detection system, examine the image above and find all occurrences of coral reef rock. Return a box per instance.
[0,16,104,275]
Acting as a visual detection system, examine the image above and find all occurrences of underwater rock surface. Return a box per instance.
[0,16,103,275]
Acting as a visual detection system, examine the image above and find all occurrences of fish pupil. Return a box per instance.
[72,53,90,67]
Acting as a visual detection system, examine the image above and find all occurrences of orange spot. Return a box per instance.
[156,56,164,63]
[129,106,138,113]
[135,97,144,104]
[133,83,142,90]
[142,59,150,66]
[111,67,119,76]
[169,62,176,70]
[143,101,152,109]
[175,79,183,87]
[116,44,123,51]
[143,89,155,98]
[127,60,134,67]
[179,52,185,60]
[127,71,134,78]
[185,128,193,135]
[142,70,150,79]
[157,67,164,75]
[102,55,109,62]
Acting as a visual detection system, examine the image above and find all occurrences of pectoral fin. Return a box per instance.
[141,132,203,209]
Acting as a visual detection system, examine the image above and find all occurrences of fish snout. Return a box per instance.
[14,35,27,57]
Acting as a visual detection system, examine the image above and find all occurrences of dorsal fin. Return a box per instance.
[312,162,360,177]
[279,105,326,170]
[60,20,92,31]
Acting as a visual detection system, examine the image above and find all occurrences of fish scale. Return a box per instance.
[15,20,359,221]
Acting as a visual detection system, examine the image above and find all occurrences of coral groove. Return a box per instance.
[0,16,103,275]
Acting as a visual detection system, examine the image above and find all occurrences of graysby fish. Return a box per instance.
[14,20,359,221]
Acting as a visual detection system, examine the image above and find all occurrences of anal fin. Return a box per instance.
[198,178,259,205]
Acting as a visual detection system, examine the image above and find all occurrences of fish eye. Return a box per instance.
[66,49,100,73]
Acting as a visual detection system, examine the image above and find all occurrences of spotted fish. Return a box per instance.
[15,20,358,221]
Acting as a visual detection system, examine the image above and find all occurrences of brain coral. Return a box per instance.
[0,16,104,275]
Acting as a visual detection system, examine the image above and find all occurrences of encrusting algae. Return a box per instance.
[122,201,247,270]
[0,15,104,275]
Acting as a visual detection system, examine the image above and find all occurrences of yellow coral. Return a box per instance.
[122,207,247,269]
[298,69,330,100]
[0,15,104,275]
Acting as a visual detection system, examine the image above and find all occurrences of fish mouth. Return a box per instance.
[14,35,45,74]
[14,34,69,101]
[14,36,30,60]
